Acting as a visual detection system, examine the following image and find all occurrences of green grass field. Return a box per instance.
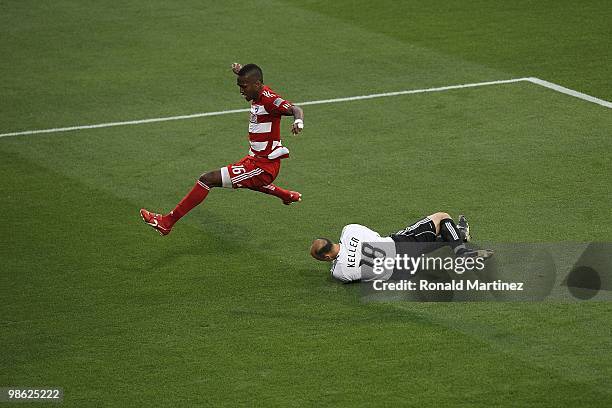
[1,1,611,406]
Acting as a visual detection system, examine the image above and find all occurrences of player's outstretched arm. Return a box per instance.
[231,62,242,75]
[289,105,304,135]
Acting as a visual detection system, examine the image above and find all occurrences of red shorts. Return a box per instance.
[220,156,281,189]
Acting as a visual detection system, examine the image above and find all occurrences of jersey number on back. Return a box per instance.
[359,243,387,268]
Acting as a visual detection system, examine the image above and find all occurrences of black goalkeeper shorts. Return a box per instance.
[389,216,437,243]
[389,216,446,277]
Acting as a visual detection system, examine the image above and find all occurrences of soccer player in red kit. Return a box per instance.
[140,63,304,235]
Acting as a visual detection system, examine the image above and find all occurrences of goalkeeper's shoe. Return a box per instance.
[140,209,172,236]
[283,191,302,206]
[457,214,471,242]
[457,248,494,260]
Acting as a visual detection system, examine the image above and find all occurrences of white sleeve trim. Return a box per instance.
[220,166,232,188]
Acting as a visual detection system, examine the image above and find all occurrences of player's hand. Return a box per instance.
[291,119,304,135]
[231,62,242,75]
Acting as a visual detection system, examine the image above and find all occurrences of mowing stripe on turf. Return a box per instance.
[0,77,609,139]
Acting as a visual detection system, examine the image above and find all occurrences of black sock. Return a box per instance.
[439,218,467,254]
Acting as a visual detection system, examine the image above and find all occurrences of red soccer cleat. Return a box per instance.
[140,209,172,236]
[283,191,302,205]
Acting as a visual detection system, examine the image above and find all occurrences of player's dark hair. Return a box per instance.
[238,63,263,83]
[315,238,333,259]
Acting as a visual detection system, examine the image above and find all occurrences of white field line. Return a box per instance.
[525,77,612,109]
[0,77,609,139]
[295,78,527,106]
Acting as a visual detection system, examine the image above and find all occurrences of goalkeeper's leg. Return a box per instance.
[432,212,493,259]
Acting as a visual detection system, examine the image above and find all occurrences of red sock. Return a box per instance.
[165,181,210,225]
[252,184,292,201]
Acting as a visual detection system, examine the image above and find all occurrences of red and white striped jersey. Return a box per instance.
[248,85,293,160]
